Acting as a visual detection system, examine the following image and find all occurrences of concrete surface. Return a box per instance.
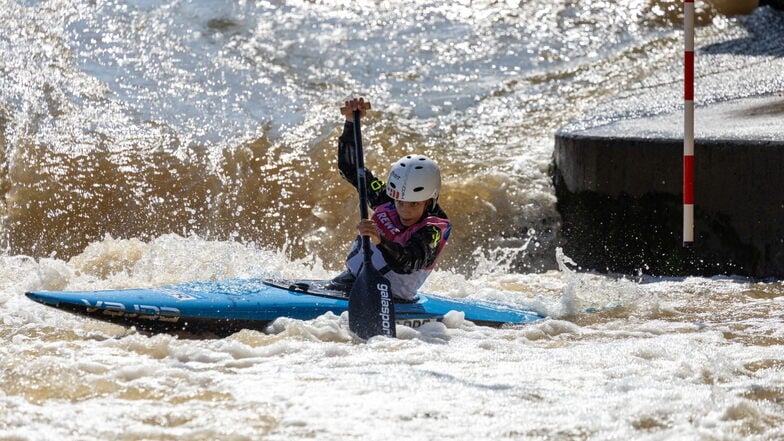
[553,93,784,278]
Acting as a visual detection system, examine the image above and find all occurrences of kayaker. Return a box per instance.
[329,97,451,302]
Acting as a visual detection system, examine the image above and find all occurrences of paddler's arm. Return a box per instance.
[337,121,362,185]
[337,100,391,208]
[337,97,368,186]
[375,225,443,273]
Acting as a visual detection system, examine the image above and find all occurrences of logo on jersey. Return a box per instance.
[375,210,401,237]
[370,179,384,191]
[431,229,441,248]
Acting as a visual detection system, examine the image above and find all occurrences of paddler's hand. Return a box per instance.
[357,219,382,245]
[341,97,369,123]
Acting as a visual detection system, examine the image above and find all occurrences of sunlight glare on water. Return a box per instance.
[1,0,784,439]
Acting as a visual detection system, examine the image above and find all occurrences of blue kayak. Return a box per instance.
[25,278,544,336]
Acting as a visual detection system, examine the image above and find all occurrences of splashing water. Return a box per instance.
[2,1,784,440]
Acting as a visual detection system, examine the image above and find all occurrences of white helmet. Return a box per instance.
[386,154,441,203]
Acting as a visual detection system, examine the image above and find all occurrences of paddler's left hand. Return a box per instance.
[341,97,369,123]
[357,219,381,245]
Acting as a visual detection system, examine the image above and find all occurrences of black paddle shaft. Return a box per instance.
[347,107,396,339]
[351,110,373,263]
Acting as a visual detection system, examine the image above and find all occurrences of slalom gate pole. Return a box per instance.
[683,0,695,245]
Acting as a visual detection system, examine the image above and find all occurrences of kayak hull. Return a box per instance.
[25,278,543,336]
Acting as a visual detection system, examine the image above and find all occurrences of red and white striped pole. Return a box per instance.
[683,0,695,245]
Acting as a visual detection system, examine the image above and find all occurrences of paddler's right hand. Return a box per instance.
[356,218,382,245]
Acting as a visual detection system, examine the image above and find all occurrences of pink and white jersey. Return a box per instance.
[346,202,450,301]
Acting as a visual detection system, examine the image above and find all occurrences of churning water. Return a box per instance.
[1,1,783,439]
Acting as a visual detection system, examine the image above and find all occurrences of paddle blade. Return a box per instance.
[348,267,396,339]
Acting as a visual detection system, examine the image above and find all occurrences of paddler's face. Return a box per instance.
[394,199,429,226]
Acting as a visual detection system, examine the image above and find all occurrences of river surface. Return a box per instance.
[1,1,783,440]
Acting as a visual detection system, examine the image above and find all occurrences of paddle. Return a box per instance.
[344,102,396,339]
